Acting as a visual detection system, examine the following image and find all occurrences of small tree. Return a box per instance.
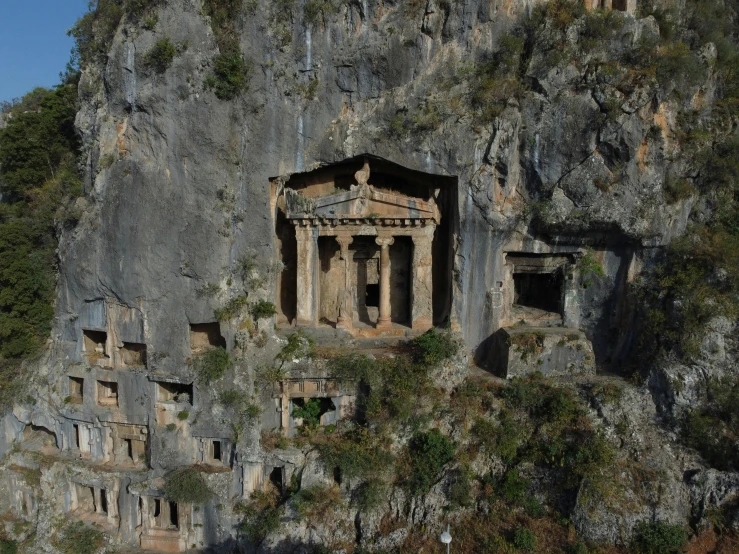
[145,38,176,73]
[408,429,456,495]
[163,467,212,504]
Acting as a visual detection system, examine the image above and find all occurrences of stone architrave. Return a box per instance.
[375,236,395,330]
[335,234,354,330]
[295,225,318,326]
[411,225,435,331]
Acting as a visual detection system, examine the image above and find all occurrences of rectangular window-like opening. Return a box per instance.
[121,342,147,367]
[74,484,95,513]
[100,489,108,514]
[189,322,226,353]
[612,0,627,11]
[269,466,284,494]
[124,438,133,461]
[131,439,146,463]
[96,381,119,407]
[513,272,564,315]
[69,377,84,404]
[213,440,222,461]
[83,329,108,365]
[153,498,162,528]
[156,381,193,404]
[168,501,178,528]
[73,424,80,449]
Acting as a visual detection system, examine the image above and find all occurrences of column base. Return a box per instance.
[336,317,353,331]
[376,318,393,330]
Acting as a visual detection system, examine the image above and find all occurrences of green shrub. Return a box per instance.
[407,429,456,495]
[251,300,277,320]
[206,50,250,100]
[410,329,459,365]
[352,478,387,512]
[0,84,82,410]
[447,468,473,507]
[292,398,322,427]
[683,376,739,471]
[145,38,176,73]
[664,178,696,203]
[329,353,433,422]
[193,347,231,383]
[241,503,281,540]
[0,540,17,554]
[656,41,705,89]
[472,410,522,464]
[215,294,248,320]
[292,485,342,520]
[499,468,529,504]
[318,428,393,481]
[177,410,189,421]
[513,527,536,551]
[69,0,124,66]
[631,521,687,554]
[276,331,315,363]
[590,382,623,405]
[166,423,176,431]
[579,250,605,288]
[163,467,212,503]
[196,282,220,297]
[54,521,105,554]
[304,0,338,26]
[220,389,246,407]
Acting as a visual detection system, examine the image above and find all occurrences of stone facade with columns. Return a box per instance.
[279,159,442,336]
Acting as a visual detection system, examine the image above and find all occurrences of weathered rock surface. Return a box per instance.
[1,0,738,552]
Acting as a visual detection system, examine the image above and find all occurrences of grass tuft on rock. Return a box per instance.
[193,347,231,383]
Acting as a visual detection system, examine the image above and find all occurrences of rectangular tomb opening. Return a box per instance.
[156,381,193,404]
[612,0,627,10]
[505,253,570,325]
[152,498,180,529]
[82,329,108,365]
[189,323,226,353]
[96,381,119,407]
[74,484,96,513]
[69,377,84,404]
[121,342,147,367]
[513,272,564,314]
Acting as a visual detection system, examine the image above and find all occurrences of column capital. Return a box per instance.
[335,234,353,249]
[375,236,395,247]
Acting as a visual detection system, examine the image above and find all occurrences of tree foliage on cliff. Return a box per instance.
[635,0,739,364]
[0,84,81,383]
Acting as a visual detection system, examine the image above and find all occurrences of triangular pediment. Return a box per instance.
[286,186,437,220]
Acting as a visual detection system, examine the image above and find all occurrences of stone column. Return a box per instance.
[375,236,395,330]
[336,234,354,330]
[295,225,318,326]
[411,225,435,331]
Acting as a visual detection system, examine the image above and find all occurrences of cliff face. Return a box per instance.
[2,0,738,552]
[65,0,692,359]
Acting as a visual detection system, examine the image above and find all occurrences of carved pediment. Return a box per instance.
[285,185,438,221]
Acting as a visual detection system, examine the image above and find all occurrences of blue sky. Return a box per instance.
[0,0,89,103]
